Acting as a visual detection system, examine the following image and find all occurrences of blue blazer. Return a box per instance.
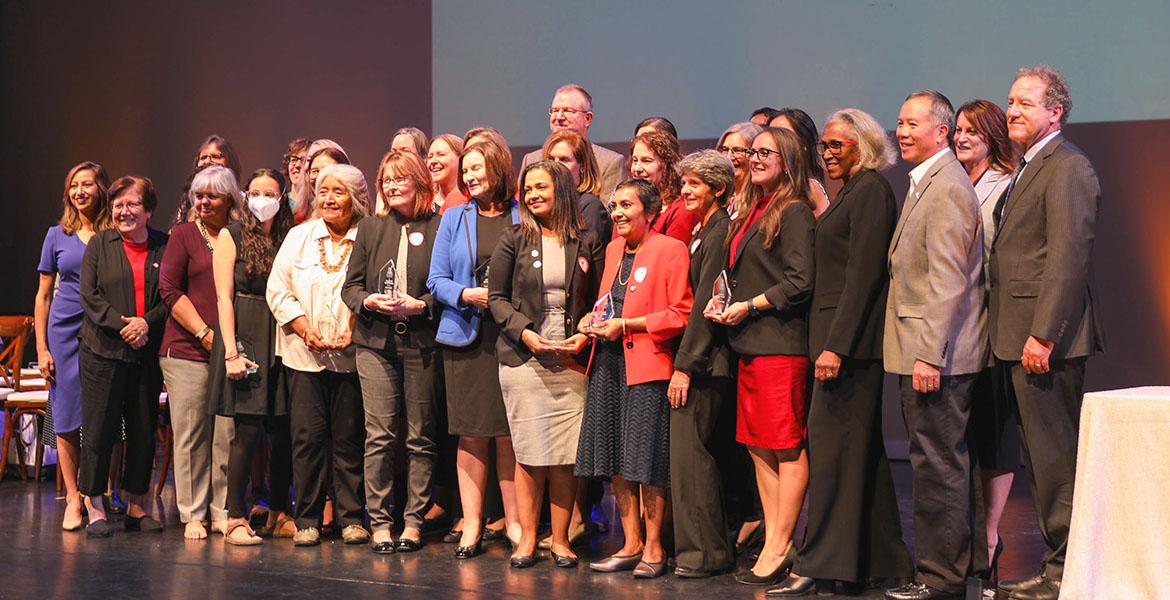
[427,199,521,347]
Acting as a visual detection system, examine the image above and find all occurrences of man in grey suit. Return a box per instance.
[991,65,1103,600]
[883,90,986,600]
[520,83,625,200]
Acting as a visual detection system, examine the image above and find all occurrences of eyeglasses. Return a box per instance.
[717,145,750,157]
[815,140,858,155]
[246,191,282,200]
[747,148,780,161]
[379,176,410,190]
[288,155,307,166]
[198,152,225,164]
[111,201,144,213]
[549,107,585,118]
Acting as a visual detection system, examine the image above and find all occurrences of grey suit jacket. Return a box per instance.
[522,141,625,201]
[988,134,1104,360]
[884,151,987,376]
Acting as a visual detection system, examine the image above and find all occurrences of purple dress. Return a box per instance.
[37,225,88,436]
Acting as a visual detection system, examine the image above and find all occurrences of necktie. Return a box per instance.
[993,156,1028,228]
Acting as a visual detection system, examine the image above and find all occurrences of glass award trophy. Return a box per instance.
[380,258,400,300]
[712,270,732,313]
[236,339,259,376]
[476,262,491,288]
[589,292,614,331]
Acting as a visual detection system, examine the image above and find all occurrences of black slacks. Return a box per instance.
[287,367,365,530]
[227,414,291,518]
[997,357,1084,581]
[899,373,978,593]
[669,375,735,572]
[797,360,913,582]
[77,345,161,497]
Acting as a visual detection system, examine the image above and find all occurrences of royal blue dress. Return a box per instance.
[37,225,88,438]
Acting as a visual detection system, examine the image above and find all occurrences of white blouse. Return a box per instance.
[266,218,359,373]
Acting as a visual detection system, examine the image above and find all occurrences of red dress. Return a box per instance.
[728,192,809,450]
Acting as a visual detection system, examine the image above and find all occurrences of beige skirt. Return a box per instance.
[498,306,586,466]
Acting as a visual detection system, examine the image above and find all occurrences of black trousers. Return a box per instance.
[797,360,913,582]
[899,373,977,593]
[77,345,161,497]
[287,367,365,530]
[669,375,735,572]
[997,357,1084,581]
[227,414,292,518]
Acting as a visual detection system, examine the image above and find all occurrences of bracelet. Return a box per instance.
[621,318,627,337]
[224,353,240,362]
[194,326,212,341]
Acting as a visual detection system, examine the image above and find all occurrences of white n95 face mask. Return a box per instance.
[248,195,281,222]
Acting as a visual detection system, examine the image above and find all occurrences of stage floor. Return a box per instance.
[0,462,1047,599]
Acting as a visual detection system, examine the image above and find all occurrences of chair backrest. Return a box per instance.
[0,316,35,390]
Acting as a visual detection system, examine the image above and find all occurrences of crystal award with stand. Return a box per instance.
[236,339,259,376]
[712,270,732,313]
[476,261,491,288]
[379,258,400,300]
[589,292,614,331]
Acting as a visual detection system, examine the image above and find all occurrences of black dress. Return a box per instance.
[575,252,671,488]
[441,211,511,437]
[209,222,287,417]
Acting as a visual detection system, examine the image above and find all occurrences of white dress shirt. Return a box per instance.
[266,218,359,373]
[908,148,953,197]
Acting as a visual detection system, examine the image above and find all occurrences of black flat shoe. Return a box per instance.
[86,519,112,538]
[551,550,579,569]
[674,566,720,579]
[482,527,506,541]
[124,515,163,533]
[884,581,961,600]
[395,538,422,553]
[453,536,483,559]
[371,541,396,555]
[510,554,538,569]
[765,575,818,596]
[632,560,668,579]
[442,529,462,544]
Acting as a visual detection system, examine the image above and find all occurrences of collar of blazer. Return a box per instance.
[729,196,772,273]
[816,169,869,228]
[995,133,1065,238]
[106,227,165,309]
[889,151,957,258]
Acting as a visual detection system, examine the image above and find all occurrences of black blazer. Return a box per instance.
[809,169,896,361]
[488,226,604,367]
[674,209,734,377]
[80,228,170,362]
[579,192,612,242]
[342,210,442,351]
[724,200,814,356]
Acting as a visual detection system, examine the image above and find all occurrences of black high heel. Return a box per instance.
[990,536,1004,582]
[735,545,796,585]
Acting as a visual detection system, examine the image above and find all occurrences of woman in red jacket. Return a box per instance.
[628,131,699,244]
[575,178,693,579]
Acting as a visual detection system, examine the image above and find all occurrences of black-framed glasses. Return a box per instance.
[717,145,750,157]
[288,155,307,166]
[198,152,225,163]
[747,148,780,161]
[816,140,858,155]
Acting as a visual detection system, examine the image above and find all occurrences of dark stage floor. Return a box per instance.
[0,462,1048,600]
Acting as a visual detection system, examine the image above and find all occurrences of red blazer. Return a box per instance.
[652,199,701,245]
[591,231,693,385]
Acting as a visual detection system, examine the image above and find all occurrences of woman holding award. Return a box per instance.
[575,179,693,579]
[706,128,815,586]
[488,161,604,568]
[342,151,443,554]
[266,163,367,547]
[426,140,522,558]
[665,150,737,577]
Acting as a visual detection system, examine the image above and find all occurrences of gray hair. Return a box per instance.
[717,121,765,150]
[554,83,593,111]
[1016,64,1073,124]
[313,163,369,222]
[827,108,898,171]
[188,164,242,221]
[676,150,735,207]
[905,89,955,133]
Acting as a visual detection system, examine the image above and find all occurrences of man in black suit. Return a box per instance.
[990,65,1104,600]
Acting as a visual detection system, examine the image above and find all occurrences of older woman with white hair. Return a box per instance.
[159,164,241,540]
[267,163,368,547]
[769,108,913,596]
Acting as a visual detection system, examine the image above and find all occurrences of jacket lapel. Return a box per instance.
[817,170,862,231]
[889,153,953,258]
[996,134,1062,236]
[563,236,580,293]
[730,220,760,274]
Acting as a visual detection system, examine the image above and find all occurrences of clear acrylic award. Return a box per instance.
[380,258,400,300]
[589,292,614,331]
[236,339,259,376]
[712,270,732,313]
[476,262,491,288]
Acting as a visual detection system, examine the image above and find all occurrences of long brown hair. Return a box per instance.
[541,130,601,196]
[956,99,1017,174]
[517,161,582,246]
[728,127,814,250]
[238,169,294,278]
[59,161,111,234]
[628,130,681,202]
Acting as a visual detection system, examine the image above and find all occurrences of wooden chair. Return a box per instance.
[1,316,51,481]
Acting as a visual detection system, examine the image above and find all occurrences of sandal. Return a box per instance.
[269,514,297,539]
[224,521,262,546]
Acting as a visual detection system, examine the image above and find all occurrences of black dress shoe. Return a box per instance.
[442,528,462,544]
[510,554,538,569]
[998,573,1045,594]
[124,515,164,533]
[482,526,507,541]
[673,566,715,579]
[453,536,483,559]
[883,581,961,600]
[86,519,112,538]
[765,575,818,596]
[395,538,422,553]
[371,541,396,555]
[1004,576,1059,600]
[550,550,579,569]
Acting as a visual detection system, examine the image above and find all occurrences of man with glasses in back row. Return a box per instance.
[521,83,625,201]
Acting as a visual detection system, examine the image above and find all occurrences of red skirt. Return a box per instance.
[736,355,810,450]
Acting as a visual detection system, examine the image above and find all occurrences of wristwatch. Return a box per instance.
[747,302,761,318]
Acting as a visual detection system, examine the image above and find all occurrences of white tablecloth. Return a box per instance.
[1061,386,1170,600]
